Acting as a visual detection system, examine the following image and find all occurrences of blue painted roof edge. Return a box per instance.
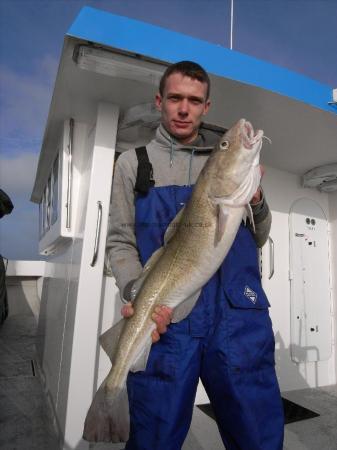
[67,6,336,115]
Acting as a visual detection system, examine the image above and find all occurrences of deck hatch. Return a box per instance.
[0,359,37,378]
[197,399,320,425]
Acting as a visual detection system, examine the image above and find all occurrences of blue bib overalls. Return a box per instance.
[125,184,284,450]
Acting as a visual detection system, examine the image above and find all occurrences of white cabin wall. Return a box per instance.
[261,166,335,392]
[38,103,120,449]
[55,121,94,437]
[328,190,337,379]
[38,258,72,409]
[37,118,83,413]
[62,103,119,449]
[37,120,91,437]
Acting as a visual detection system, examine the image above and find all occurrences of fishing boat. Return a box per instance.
[2,6,337,450]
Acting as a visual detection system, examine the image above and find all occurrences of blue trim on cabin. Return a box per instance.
[68,6,335,115]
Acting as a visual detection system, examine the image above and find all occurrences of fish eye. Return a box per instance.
[220,140,229,150]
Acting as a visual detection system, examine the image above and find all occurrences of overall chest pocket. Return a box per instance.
[223,276,275,370]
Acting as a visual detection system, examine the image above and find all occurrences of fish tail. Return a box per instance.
[83,379,129,443]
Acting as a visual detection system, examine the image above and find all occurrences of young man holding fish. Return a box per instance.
[100,62,284,449]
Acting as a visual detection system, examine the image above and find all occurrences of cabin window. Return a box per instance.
[39,154,59,238]
[46,176,52,231]
[37,119,77,255]
[41,190,47,236]
[51,155,59,225]
[39,201,43,238]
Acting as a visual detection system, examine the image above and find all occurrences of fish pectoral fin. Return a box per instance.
[171,289,201,323]
[216,204,230,244]
[99,319,125,362]
[83,379,129,443]
[164,206,185,245]
[131,247,165,302]
[130,333,153,373]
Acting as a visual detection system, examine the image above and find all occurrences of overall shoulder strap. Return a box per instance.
[135,146,155,194]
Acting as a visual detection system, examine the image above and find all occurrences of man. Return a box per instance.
[107,61,284,450]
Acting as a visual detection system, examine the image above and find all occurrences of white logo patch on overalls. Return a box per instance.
[244,286,257,304]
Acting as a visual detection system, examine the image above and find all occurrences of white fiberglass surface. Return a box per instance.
[289,198,332,364]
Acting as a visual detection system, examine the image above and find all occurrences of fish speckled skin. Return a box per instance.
[83,118,264,443]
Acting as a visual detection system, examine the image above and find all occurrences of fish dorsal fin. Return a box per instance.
[99,319,125,362]
[171,289,201,323]
[164,206,185,245]
[130,246,165,302]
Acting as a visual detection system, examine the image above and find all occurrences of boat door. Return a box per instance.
[289,197,333,363]
[260,170,335,392]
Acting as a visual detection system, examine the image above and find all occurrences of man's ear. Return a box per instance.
[203,99,211,116]
[155,93,162,111]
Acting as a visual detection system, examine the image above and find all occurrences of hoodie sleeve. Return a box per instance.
[106,152,143,301]
[249,188,272,248]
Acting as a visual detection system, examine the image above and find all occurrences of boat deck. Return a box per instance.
[1,312,337,450]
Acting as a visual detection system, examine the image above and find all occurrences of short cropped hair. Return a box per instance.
[159,61,210,100]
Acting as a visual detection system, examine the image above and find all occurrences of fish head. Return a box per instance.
[206,118,263,203]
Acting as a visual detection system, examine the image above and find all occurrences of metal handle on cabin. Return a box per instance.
[90,201,102,267]
[268,236,274,280]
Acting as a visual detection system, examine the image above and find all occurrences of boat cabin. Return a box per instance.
[30,6,337,449]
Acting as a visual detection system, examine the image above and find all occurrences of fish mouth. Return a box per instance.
[240,119,263,149]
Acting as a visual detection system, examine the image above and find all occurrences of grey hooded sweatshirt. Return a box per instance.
[106,124,271,301]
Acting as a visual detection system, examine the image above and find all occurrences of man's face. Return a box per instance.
[155,72,210,145]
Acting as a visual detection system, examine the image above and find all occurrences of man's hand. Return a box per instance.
[121,303,173,343]
[250,165,265,205]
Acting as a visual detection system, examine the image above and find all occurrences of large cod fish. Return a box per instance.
[83,118,264,442]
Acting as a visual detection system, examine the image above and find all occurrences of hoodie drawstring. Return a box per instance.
[167,130,197,185]
[188,148,195,186]
[170,139,174,167]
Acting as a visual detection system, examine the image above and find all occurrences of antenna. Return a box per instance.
[230,0,234,50]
